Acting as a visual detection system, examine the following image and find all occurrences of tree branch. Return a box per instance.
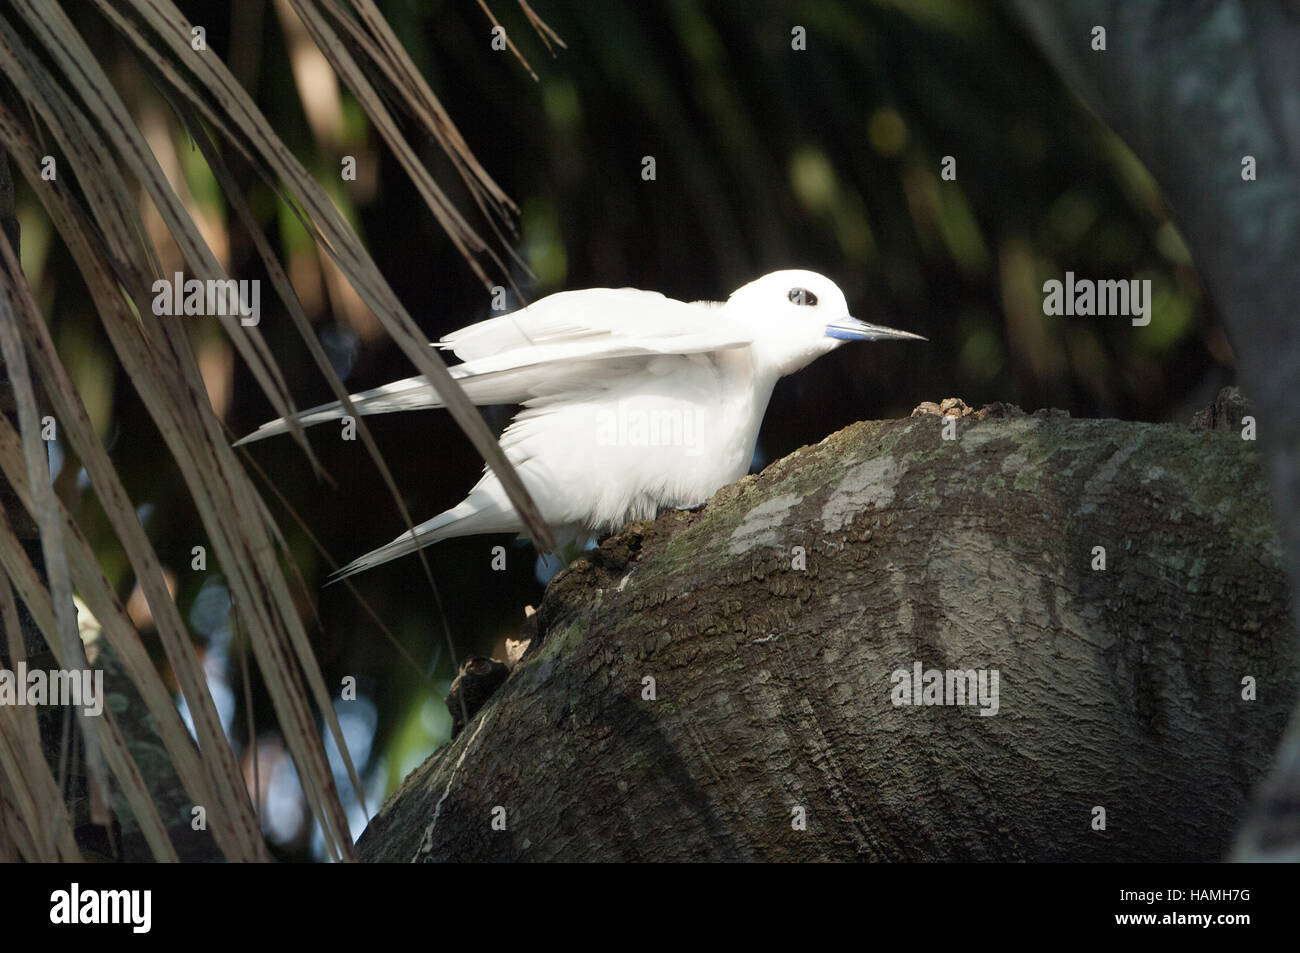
[359,402,1295,861]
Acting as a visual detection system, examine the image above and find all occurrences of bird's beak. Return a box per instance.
[825,316,927,343]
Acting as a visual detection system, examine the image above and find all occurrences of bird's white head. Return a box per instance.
[723,269,925,377]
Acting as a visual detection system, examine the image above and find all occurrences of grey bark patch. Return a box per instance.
[728,492,803,554]
[821,456,899,532]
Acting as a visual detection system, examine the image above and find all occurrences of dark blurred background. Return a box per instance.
[19,0,1231,858]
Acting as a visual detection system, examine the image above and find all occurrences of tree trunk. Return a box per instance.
[357,401,1295,861]
[1002,0,1300,864]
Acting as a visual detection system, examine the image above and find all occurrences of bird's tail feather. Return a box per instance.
[326,494,520,583]
[232,360,570,446]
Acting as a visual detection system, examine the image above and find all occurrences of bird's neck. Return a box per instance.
[738,358,782,461]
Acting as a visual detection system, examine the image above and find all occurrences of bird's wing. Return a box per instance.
[438,288,738,361]
[235,289,749,445]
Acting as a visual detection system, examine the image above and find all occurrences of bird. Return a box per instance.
[236,270,925,581]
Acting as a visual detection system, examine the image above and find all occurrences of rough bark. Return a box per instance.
[357,402,1296,862]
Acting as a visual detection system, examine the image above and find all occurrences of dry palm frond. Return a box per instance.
[0,0,561,860]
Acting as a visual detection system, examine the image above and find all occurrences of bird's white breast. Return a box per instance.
[498,347,774,533]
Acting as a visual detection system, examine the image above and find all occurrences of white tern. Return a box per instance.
[237,270,924,581]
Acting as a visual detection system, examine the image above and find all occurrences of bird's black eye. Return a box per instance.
[788,287,818,306]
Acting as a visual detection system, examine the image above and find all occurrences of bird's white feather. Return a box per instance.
[235,289,751,446]
[438,288,742,361]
